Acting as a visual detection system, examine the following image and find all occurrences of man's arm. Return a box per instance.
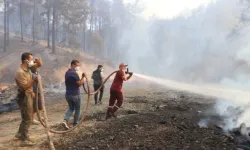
[121,71,127,81]
[76,77,84,86]
[126,72,133,80]
[31,58,42,71]
[35,58,42,67]
[100,71,104,83]
[76,73,85,86]
[91,73,94,80]
[121,71,133,81]
[15,72,37,90]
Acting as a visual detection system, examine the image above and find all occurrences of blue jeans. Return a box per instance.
[64,95,81,125]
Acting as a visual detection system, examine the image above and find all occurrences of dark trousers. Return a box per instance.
[107,90,123,115]
[94,84,104,104]
[17,91,33,141]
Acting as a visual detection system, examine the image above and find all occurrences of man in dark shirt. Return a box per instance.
[91,65,104,105]
[62,60,85,129]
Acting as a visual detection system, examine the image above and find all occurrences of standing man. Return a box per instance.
[91,65,104,105]
[106,63,133,119]
[15,52,42,146]
[62,60,85,129]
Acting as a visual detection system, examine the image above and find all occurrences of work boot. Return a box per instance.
[15,132,22,140]
[111,112,117,118]
[32,119,40,125]
[105,113,112,120]
[98,101,102,105]
[20,139,36,147]
[73,123,78,127]
[62,120,69,130]
[15,133,32,141]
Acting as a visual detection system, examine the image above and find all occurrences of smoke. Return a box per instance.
[200,99,250,131]
[134,72,250,130]
[121,0,250,82]
[118,0,250,130]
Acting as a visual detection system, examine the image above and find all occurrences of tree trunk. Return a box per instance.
[47,7,50,48]
[6,0,9,46]
[89,0,95,53]
[83,23,86,51]
[20,0,23,42]
[52,0,56,53]
[95,15,97,31]
[32,0,36,45]
[98,17,102,31]
[90,3,93,33]
[3,0,7,52]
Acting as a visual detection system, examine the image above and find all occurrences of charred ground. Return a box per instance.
[49,90,235,150]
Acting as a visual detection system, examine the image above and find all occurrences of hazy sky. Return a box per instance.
[127,0,216,18]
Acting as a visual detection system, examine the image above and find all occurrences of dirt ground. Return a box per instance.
[0,86,236,150]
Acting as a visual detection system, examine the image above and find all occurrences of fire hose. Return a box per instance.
[82,70,118,95]
[82,68,132,95]
[35,70,118,135]
[35,68,132,149]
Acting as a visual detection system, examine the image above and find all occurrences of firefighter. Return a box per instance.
[106,63,133,119]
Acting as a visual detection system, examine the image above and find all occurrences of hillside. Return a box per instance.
[0,33,116,85]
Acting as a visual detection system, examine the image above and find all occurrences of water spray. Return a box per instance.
[132,73,250,130]
[133,73,250,104]
[125,68,133,75]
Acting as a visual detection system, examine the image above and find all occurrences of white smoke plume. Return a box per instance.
[118,0,250,130]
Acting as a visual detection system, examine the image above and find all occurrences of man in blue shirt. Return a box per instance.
[62,60,85,129]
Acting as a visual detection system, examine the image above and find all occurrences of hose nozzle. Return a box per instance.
[125,68,133,74]
[125,68,129,74]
